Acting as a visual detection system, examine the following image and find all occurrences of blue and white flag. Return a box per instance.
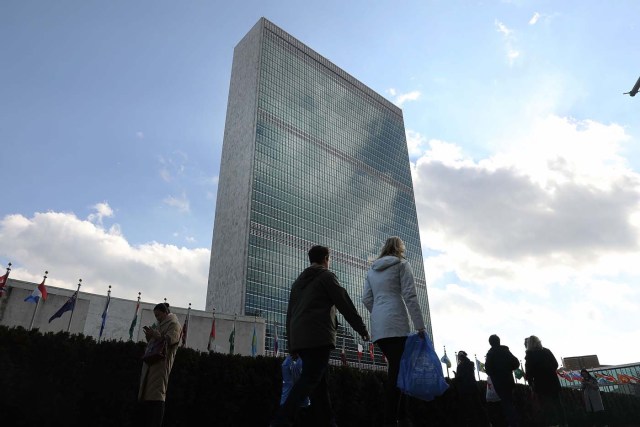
[251,324,257,357]
[99,292,111,339]
[49,291,77,323]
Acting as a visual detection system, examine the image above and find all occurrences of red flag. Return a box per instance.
[0,270,9,296]
[369,343,375,361]
[618,373,640,384]
[24,277,48,303]
[595,373,617,384]
[207,315,216,351]
[340,347,348,366]
[180,314,189,347]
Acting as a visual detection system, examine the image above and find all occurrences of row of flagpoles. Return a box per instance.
[0,263,144,341]
[0,263,266,355]
[3,263,460,364]
[439,346,526,383]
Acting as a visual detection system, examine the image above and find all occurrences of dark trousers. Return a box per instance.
[376,336,408,424]
[535,393,566,426]
[496,388,519,427]
[272,346,335,427]
[134,400,165,427]
[459,392,490,427]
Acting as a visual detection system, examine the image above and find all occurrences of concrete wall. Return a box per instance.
[0,279,265,356]
[206,18,263,315]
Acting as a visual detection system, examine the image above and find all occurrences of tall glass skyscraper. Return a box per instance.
[207,18,431,365]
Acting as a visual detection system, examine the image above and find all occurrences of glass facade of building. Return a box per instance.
[558,363,640,396]
[210,19,431,367]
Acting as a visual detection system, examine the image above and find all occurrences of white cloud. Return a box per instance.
[164,193,190,213]
[405,130,430,158]
[413,114,640,364]
[158,151,188,182]
[136,131,144,139]
[529,12,541,25]
[0,211,210,309]
[160,168,172,182]
[394,90,421,107]
[87,202,114,227]
[495,20,513,37]
[495,19,521,66]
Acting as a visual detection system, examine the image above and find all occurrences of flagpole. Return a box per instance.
[273,319,279,357]
[184,303,191,347]
[129,292,141,341]
[253,313,257,357]
[98,285,111,343]
[444,346,450,378]
[67,279,81,332]
[0,262,11,297]
[29,271,47,331]
[475,353,480,381]
[454,351,458,378]
[208,307,216,352]
[230,313,236,355]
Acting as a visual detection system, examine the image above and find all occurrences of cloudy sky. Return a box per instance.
[2,1,639,366]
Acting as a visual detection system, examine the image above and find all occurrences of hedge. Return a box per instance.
[1,326,638,426]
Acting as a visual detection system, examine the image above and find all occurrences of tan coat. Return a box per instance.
[138,313,182,401]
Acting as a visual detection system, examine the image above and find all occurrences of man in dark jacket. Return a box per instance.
[485,334,520,427]
[271,245,370,427]
[524,335,566,426]
[455,351,489,427]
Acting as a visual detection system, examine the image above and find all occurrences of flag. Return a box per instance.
[251,324,257,357]
[340,336,348,366]
[98,291,111,339]
[0,270,9,297]
[180,313,189,347]
[595,373,617,384]
[229,324,236,355]
[49,291,77,323]
[441,353,451,369]
[475,358,486,373]
[340,346,348,366]
[567,371,583,382]
[273,323,279,357]
[369,342,375,361]
[128,300,140,340]
[618,373,640,384]
[514,368,524,380]
[207,315,216,352]
[357,343,363,361]
[557,370,572,382]
[24,278,48,303]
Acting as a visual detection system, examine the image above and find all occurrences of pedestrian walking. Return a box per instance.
[362,236,426,427]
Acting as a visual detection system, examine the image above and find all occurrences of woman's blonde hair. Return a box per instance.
[378,236,406,259]
[526,335,542,351]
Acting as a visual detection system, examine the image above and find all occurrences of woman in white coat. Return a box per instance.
[581,369,606,426]
[363,236,426,427]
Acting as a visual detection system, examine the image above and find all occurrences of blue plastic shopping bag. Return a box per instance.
[397,333,449,401]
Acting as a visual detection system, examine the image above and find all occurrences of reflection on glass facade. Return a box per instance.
[209,18,431,366]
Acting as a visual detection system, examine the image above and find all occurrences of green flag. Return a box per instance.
[128,300,140,340]
[229,325,235,355]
